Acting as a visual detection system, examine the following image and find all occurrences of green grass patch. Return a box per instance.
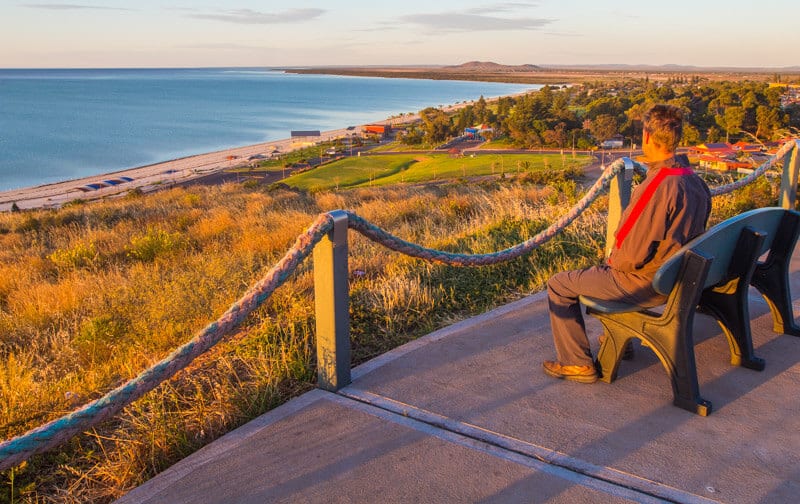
[283,153,592,191]
[480,137,518,149]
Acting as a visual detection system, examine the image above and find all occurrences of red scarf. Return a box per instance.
[614,167,693,249]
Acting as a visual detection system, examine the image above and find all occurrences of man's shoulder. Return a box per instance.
[654,169,710,204]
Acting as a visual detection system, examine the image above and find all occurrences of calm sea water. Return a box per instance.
[0,68,534,191]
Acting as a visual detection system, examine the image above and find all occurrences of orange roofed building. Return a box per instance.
[689,143,735,156]
[364,124,391,136]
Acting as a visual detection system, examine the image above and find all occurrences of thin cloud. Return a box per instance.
[467,2,540,14]
[400,12,551,32]
[188,8,324,25]
[177,43,268,50]
[23,3,132,10]
[544,31,582,38]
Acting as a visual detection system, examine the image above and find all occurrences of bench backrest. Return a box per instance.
[652,207,791,296]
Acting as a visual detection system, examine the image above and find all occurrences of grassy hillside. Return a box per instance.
[0,170,777,502]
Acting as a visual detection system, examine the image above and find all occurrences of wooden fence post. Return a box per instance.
[780,141,800,210]
[605,158,635,257]
[314,210,351,391]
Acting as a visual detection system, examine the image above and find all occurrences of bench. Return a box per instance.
[579,207,800,416]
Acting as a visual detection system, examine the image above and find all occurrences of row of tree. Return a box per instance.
[401,78,800,149]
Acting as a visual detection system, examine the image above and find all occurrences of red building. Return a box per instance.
[364,124,391,136]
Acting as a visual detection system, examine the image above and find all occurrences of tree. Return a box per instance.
[419,107,452,144]
[401,127,424,145]
[454,105,474,133]
[588,114,618,142]
[716,106,745,143]
[706,126,723,143]
[543,122,568,148]
[505,95,539,147]
[681,124,701,146]
[755,105,781,141]
[473,96,489,124]
[624,101,651,143]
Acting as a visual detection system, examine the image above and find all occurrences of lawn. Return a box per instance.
[283,153,593,191]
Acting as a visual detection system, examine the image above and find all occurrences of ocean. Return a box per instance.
[0,68,535,191]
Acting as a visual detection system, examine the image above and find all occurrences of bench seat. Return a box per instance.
[580,207,800,416]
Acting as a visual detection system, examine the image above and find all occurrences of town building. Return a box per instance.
[290,130,321,147]
[600,135,625,149]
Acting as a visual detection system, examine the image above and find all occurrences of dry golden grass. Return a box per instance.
[0,172,779,502]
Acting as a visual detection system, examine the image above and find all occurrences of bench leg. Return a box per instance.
[592,309,712,416]
[700,284,765,370]
[595,326,632,383]
[590,250,714,416]
[751,211,800,336]
[641,316,712,417]
[698,227,767,370]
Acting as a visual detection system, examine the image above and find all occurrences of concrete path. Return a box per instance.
[116,252,800,504]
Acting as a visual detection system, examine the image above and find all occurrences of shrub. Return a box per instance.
[62,199,86,208]
[48,241,99,270]
[125,187,144,199]
[126,227,185,261]
[14,216,40,233]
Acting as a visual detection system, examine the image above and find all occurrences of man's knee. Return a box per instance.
[547,270,577,301]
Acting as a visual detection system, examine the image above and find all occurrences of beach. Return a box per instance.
[0,120,395,212]
[0,91,525,213]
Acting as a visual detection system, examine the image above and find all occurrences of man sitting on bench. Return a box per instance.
[543,104,712,383]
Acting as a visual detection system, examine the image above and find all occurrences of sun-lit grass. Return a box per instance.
[283,153,592,191]
[0,167,780,502]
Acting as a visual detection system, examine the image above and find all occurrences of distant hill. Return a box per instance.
[443,61,543,73]
[280,61,800,85]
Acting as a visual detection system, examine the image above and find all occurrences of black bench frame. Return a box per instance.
[580,208,800,416]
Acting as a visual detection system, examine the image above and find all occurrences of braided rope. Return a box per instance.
[1,140,797,471]
[0,213,334,472]
[346,158,629,266]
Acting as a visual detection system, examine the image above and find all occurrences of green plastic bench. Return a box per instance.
[580,207,800,416]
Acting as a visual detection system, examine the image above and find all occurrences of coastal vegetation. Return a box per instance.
[0,164,780,502]
[394,79,800,150]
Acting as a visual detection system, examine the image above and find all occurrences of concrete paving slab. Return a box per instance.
[346,288,800,504]
[116,389,656,504]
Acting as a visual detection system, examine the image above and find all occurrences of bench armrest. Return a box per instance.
[579,296,641,314]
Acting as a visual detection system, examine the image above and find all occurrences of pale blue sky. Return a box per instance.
[1,1,797,68]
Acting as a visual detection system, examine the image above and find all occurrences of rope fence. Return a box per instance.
[710,140,796,197]
[1,140,798,472]
[0,213,334,471]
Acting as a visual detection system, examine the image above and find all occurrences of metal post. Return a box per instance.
[779,141,800,210]
[314,210,350,391]
[605,158,635,257]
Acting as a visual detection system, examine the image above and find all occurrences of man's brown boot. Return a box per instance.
[542,360,599,384]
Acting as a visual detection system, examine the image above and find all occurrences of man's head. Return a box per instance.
[643,104,683,157]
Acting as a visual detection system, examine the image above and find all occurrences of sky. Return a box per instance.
[1,0,798,69]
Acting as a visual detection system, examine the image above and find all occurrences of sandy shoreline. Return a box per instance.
[0,91,531,213]
[0,121,391,212]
